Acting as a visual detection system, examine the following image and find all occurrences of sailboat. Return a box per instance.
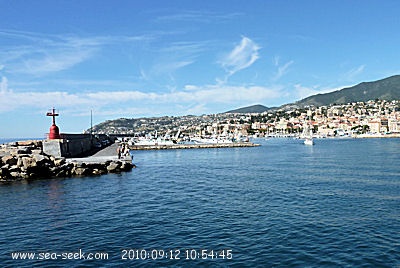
[303,109,314,146]
[304,134,314,146]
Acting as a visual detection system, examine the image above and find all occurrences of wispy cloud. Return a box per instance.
[219,36,260,79]
[139,40,209,86]
[155,10,242,23]
[0,31,97,75]
[0,30,152,76]
[21,49,95,75]
[343,64,365,81]
[0,76,8,93]
[152,41,205,73]
[272,56,294,81]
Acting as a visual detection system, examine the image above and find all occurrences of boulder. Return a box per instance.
[55,169,67,177]
[33,154,52,167]
[16,140,34,146]
[0,167,9,178]
[31,149,42,155]
[92,169,107,175]
[73,167,90,176]
[21,147,32,154]
[22,156,37,170]
[53,158,66,167]
[49,163,73,177]
[85,162,104,170]
[6,142,17,147]
[106,161,121,172]
[9,171,22,179]
[2,155,17,166]
[120,161,134,171]
[0,139,135,180]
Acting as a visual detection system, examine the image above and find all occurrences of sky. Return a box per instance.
[1,0,400,138]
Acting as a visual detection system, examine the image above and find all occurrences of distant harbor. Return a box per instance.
[128,141,259,150]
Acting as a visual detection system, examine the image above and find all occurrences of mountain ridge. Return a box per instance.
[225,104,271,114]
[289,74,400,108]
[228,75,400,113]
[89,74,400,132]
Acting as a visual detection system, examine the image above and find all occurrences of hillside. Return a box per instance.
[89,74,400,133]
[293,75,400,107]
[225,104,270,114]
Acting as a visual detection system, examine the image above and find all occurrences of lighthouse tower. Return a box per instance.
[46,107,61,139]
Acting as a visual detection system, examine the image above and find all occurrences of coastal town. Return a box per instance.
[90,99,400,139]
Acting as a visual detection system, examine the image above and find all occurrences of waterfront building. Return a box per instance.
[388,118,400,133]
[368,120,381,133]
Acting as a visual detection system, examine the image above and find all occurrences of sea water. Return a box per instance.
[0,138,399,267]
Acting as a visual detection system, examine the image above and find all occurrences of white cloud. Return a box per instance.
[273,60,294,81]
[152,60,194,75]
[155,10,242,24]
[184,85,198,91]
[139,40,208,84]
[344,65,365,81]
[1,37,96,75]
[0,90,90,113]
[0,76,8,93]
[219,36,260,77]
[0,30,151,76]
[0,82,283,116]
[21,49,95,75]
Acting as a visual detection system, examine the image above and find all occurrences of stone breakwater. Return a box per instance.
[0,140,134,182]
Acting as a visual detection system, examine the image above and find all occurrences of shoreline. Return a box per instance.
[128,142,260,150]
[353,133,400,138]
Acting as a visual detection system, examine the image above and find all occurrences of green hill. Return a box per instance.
[225,104,270,114]
[294,75,400,107]
[89,75,400,133]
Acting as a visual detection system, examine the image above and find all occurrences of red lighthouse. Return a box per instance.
[46,107,61,139]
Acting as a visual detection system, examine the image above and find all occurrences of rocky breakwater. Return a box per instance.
[0,140,135,182]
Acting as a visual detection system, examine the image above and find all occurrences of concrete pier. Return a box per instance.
[129,142,260,150]
[67,143,132,163]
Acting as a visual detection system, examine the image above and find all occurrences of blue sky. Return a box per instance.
[1,0,400,138]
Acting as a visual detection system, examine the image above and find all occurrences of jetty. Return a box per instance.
[63,142,134,177]
[0,140,134,182]
[129,142,259,150]
[67,143,131,163]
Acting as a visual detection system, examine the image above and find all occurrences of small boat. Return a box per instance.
[304,137,314,146]
[191,135,234,144]
[129,131,175,146]
[302,109,314,146]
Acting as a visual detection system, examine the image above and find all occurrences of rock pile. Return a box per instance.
[0,140,135,182]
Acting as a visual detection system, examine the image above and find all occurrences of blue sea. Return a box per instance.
[0,138,399,267]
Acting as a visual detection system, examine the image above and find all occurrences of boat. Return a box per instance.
[191,135,234,144]
[128,131,175,146]
[304,137,314,146]
[302,109,314,146]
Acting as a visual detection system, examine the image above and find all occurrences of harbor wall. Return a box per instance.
[43,134,93,157]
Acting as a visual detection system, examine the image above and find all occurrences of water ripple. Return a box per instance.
[0,138,399,267]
